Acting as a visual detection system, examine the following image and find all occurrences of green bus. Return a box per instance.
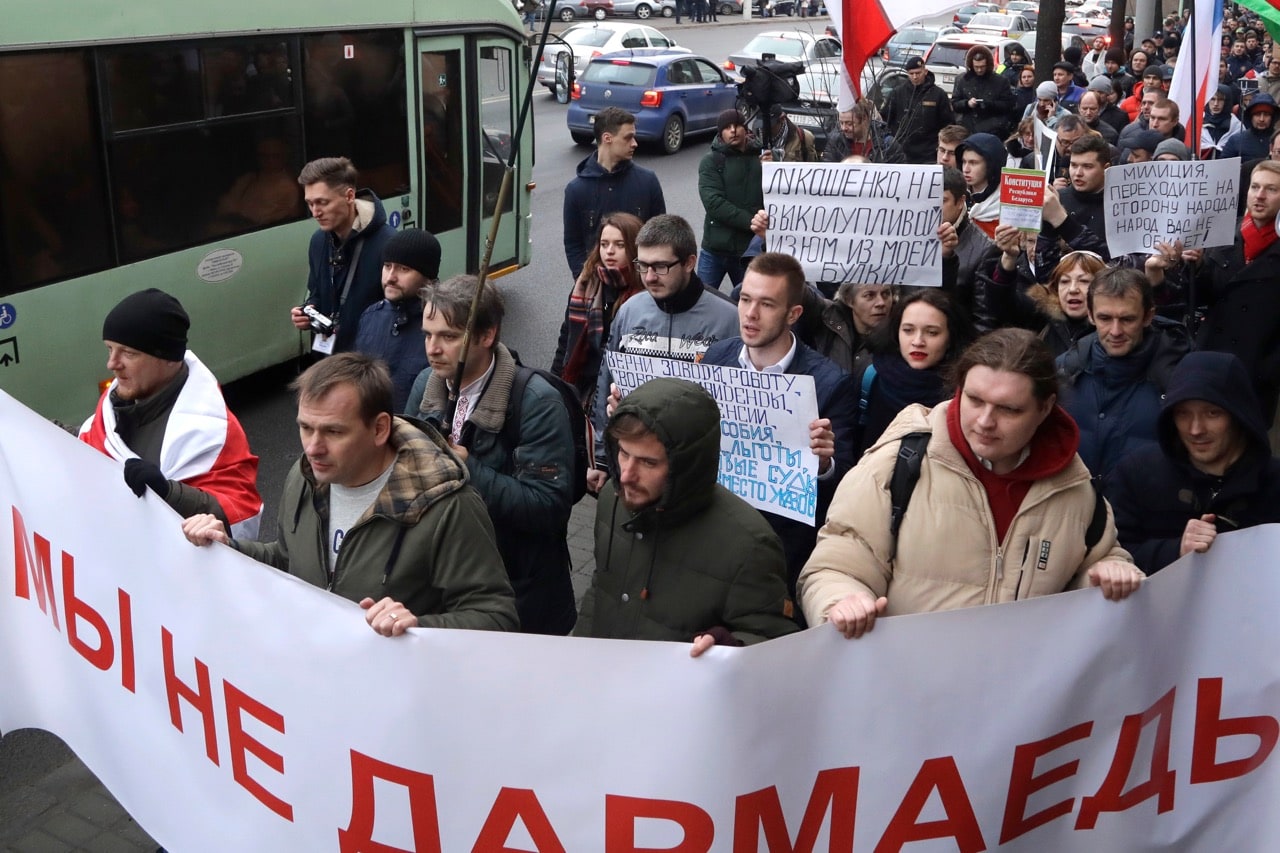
[0,0,532,422]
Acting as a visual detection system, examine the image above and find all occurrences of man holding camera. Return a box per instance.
[951,45,1015,141]
[290,157,394,354]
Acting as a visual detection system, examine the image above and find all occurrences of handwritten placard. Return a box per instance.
[762,162,944,287]
[1104,157,1239,254]
[606,351,820,524]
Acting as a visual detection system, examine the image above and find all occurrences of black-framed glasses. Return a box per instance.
[633,259,680,275]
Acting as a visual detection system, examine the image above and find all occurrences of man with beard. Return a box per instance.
[952,45,1016,140]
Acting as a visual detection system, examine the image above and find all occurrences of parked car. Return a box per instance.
[724,30,841,73]
[611,0,676,18]
[964,12,1033,37]
[715,0,745,14]
[536,21,684,92]
[752,0,797,15]
[882,25,942,67]
[567,49,740,153]
[1005,1,1039,26]
[925,33,1025,94]
[539,0,615,21]
[951,3,998,27]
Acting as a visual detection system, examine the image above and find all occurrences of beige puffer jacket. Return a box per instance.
[798,400,1133,625]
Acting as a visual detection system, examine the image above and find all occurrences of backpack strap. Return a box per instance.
[498,366,534,468]
[857,363,877,427]
[1084,479,1107,551]
[888,431,930,559]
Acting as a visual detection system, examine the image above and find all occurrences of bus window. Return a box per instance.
[479,45,515,218]
[104,46,203,131]
[302,31,409,200]
[204,40,295,117]
[0,50,111,294]
[419,50,463,234]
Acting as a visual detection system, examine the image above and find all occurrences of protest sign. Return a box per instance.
[762,162,943,287]
[2,390,1279,852]
[1105,157,1239,254]
[1000,168,1047,232]
[605,351,819,523]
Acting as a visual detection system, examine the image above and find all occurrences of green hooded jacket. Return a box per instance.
[575,378,797,644]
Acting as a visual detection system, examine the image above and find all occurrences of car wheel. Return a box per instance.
[662,4,674,15]
[661,114,684,154]
[571,131,594,146]
[559,6,576,20]
[718,2,733,12]
[636,3,651,16]
[594,7,607,18]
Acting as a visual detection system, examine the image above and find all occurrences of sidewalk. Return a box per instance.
[0,500,600,851]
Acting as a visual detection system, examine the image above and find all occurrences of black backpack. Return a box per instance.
[887,431,1107,560]
[499,365,591,505]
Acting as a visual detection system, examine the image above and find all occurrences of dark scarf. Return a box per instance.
[859,352,949,453]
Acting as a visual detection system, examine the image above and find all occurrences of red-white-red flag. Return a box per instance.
[830,0,965,102]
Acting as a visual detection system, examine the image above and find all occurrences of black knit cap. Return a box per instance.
[382,228,442,279]
[102,288,189,362]
[716,109,745,133]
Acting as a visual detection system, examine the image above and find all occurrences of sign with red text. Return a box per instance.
[1001,168,1047,233]
[762,162,944,286]
[1,390,1278,852]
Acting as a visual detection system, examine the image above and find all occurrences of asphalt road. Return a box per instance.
[0,13,827,847]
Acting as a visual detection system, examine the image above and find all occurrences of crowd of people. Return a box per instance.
[78,5,1280,656]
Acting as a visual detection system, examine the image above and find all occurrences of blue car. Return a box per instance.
[567,49,740,154]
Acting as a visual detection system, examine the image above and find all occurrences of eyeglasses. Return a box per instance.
[633,259,680,275]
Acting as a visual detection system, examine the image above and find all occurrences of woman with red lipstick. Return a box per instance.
[981,225,1106,358]
[552,212,644,409]
[852,289,975,458]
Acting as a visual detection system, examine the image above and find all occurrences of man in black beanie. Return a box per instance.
[353,228,442,411]
[696,108,762,291]
[80,288,263,536]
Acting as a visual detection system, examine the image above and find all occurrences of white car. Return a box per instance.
[535,22,685,91]
[724,30,841,74]
[964,12,1034,37]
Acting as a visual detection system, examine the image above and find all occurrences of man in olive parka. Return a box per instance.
[574,378,797,655]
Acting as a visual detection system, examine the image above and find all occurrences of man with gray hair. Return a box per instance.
[588,214,737,492]
[406,275,577,635]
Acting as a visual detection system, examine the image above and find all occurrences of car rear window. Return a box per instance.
[582,60,657,86]
[566,29,616,48]
[894,28,935,43]
[928,45,972,66]
[743,35,807,57]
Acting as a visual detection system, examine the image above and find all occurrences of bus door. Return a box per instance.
[414,36,520,276]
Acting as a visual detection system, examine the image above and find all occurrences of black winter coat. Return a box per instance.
[883,72,954,163]
[952,70,1016,138]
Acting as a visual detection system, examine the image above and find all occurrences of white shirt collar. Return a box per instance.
[737,332,797,374]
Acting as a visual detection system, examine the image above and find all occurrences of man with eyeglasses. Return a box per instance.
[291,157,394,354]
[353,228,441,412]
[588,214,737,491]
[934,124,968,169]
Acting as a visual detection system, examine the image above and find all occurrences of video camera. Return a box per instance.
[737,59,806,109]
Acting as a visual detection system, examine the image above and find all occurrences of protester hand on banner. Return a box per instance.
[828,589,890,639]
[361,596,417,637]
[605,382,621,418]
[810,418,835,475]
[586,468,609,494]
[124,458,170,499]
[1181,248,1203,266]
[1085,560,1146,600]
[751,209,769,238]
[1180,514,1219,557]
[182,513,232,547]
[937,222,959,259]
[689,626,742,657]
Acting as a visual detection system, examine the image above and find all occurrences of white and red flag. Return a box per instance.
[829,0,965,102]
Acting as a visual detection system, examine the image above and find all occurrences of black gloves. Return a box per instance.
[123,458,170,499]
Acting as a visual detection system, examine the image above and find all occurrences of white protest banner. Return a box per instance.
[1001,168,1047,232]
[1105,157,1240,255]
[3,390,1280,852]
[605,351,819,523]
[762,161,943,287]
